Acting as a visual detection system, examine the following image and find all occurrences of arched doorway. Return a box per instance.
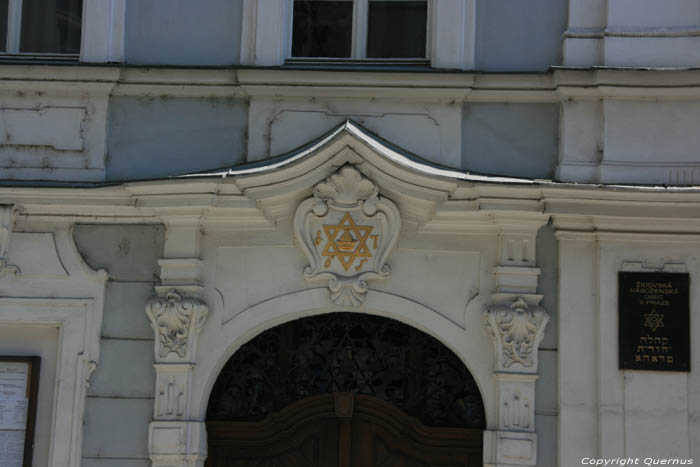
[205,312,486,466]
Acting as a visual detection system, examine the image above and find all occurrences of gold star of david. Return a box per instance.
[643,309,665,333]
[321,212,373,271]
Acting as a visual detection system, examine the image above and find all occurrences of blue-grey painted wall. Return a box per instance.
[462,103,560,179]
[75,225,165,467]
[124,0,243,65]
[106,96,248,181]
[475,0,568,71]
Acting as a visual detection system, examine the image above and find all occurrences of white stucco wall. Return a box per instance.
[557,234,700,463]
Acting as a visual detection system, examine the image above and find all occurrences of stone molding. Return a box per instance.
[0,300,100,467]
[294,165,400,306]
[146,289,209,361]
[0,204,19,276]
[484,297,549,373]
[0,227,107,467]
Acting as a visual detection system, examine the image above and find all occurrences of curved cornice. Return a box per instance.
[185,120,534,183]
[178,120,539,227]
[221,121,452,226]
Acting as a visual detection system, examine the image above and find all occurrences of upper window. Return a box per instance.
[0,0,82,57]
[291,0,428,60]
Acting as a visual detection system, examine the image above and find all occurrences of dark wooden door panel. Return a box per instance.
[206,394,482,467]
[350,395,482,467]
[214,435,324,467]
[206,396,340,467]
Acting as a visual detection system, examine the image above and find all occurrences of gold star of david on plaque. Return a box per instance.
[643,309,665,333]
[321,212,374,271]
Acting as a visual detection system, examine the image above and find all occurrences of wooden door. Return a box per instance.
[206,393,483,467]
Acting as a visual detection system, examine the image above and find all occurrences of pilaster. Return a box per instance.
[146,219,209,467]
[553,226,598,465]
[484,217,549,467]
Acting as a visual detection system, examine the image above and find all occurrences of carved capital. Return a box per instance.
[294,165,400,306]
[484,297,549,372]
[146,290,209,361]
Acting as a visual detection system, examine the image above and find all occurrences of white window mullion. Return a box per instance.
[284,0,294,60]
[352,0,368,59]
[6,0,22,53]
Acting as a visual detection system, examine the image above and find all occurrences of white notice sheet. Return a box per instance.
[0,430,24,467]
[0,361,29,466]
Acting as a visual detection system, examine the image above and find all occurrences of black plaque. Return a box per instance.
[619,272,690,371]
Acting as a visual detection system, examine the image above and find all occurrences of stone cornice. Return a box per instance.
[0,120,698,233]
[1,179,699,236]
[1,64,700,100]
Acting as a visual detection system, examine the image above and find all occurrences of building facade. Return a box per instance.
[0,1,699,466]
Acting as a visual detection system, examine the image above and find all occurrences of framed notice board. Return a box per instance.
[0,356,40,467]
[619,272,690,371]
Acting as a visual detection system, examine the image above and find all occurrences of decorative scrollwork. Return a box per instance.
[294,165,400,306]
[207,313,485,429]
[146,290,208,359]
[483,297,549,371]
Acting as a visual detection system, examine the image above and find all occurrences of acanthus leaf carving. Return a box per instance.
[146,289,209,360]
[484,297,549,371]
[293,165,400,306]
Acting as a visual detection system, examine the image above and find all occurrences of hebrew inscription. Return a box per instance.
[619,272,689,371]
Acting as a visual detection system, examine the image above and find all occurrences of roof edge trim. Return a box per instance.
[177,119,537,185]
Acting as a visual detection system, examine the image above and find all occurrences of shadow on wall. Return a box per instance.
[462,102,560,179]
[124,0,243,65]
[475,0,568,72]
[105,96,248,182]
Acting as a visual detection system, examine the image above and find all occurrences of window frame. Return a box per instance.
[286,0,433,64]
[0,0,84,60]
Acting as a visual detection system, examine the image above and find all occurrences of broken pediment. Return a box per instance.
[145,120,541,235]
[216,120,464,228]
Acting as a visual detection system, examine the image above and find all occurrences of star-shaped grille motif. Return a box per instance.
[643,309,665,333]
[321,212,373,271]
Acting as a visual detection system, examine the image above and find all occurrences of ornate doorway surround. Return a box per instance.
[143,122,550,467]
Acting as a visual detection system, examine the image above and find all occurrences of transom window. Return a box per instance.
[0,0,82,56]
[291,0,429,60]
